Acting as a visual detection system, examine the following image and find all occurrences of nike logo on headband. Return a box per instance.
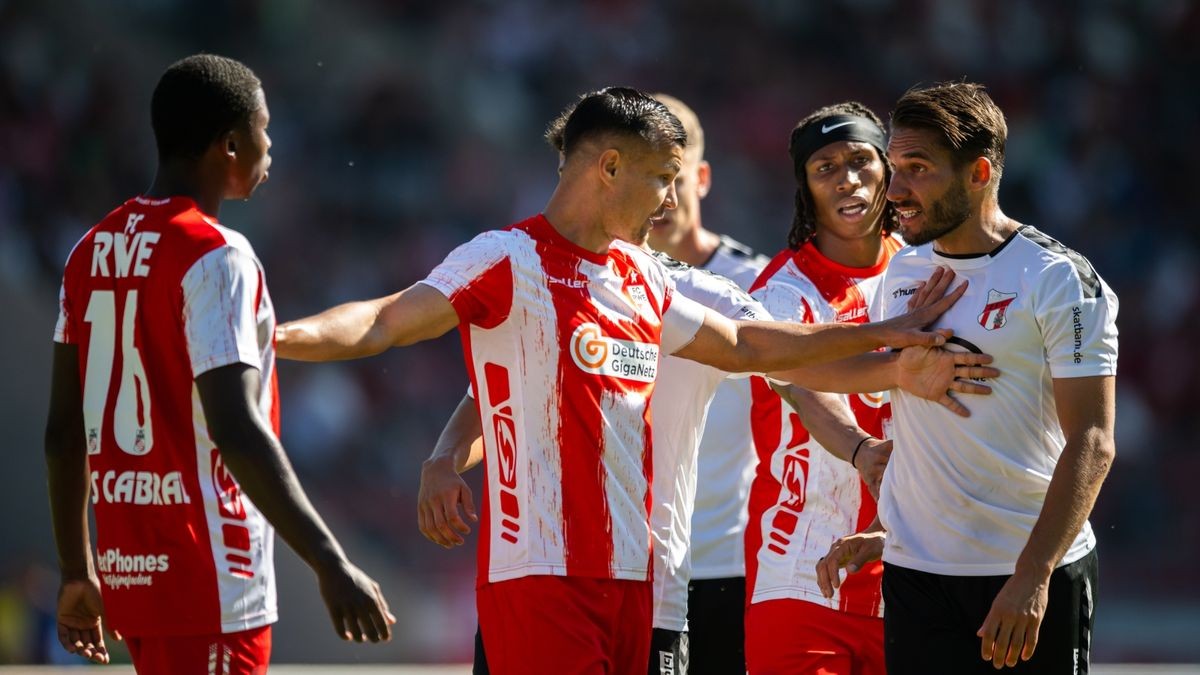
[821,121,855,134]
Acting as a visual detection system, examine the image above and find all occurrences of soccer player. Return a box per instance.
[744,102,901,674]
[645,94,769,675]
[421,252,768,675]
[819,82,1118,674]
[44,54,394,673]
[275,87,980,674]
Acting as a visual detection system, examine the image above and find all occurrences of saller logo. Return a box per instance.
[978,289,1018,330]
[569,323,659,383]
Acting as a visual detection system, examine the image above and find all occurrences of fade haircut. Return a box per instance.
[151,54,262,160]
[544,87,686,159]
[890,81,1007,181]
[651,93,704,161]
[786,101,896,249]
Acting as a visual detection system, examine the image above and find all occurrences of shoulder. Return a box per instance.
[655,251,761,319]
[707,235,770,288]
[1012,226,1107,300]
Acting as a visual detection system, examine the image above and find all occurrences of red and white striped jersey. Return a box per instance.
[420,215,705,585]
[54,196,278,637]
[745,236,901,618]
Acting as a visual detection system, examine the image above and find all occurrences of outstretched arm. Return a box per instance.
[418,394,485,548]
[276,283,459,361]
[45,343,114,664]
[977,375,1116,669]
[675,271,967,374]
[196,363,395,643]
[773,384,891,498]
[776,345,998,416]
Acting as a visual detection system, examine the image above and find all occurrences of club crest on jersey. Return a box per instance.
[569,322,658,383]
[978,289,1018,330]
[626,283,651,313]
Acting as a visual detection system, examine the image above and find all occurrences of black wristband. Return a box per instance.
[851,436,873,469]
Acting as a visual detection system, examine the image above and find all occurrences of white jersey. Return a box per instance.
[877,226,1119,576]
[649,253,767,631]
[421,215,706,584]
[688,236,770,579]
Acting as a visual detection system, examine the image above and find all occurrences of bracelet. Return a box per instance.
[851,436,873,469]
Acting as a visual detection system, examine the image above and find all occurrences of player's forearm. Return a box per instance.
[773,384,865,463]
[45,344,95,581]
[215,421,351,571]
[721,321,890,374]
[1015,428,1114,579]
[276,297,395,362]
[45,433,95,580]
[428,394,485,474]
[774,352,899,394]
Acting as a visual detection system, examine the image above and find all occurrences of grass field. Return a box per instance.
[2,665,1199,674]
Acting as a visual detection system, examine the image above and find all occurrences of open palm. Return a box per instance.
[896,345,997,417]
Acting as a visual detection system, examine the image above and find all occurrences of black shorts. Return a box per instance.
[473,625,488,675]
[685,576,745,674]
[883,548,1097,674]
[650,628,689,675]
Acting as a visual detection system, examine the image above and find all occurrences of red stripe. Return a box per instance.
[745,376,783,594]
[544,239,612,576]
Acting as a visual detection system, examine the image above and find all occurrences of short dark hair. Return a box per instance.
[544,87,686,158]
[890,81,1007,179]
[151,54,262,160]
[786,101,895,249]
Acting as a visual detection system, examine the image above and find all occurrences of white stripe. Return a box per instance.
[601,389,650,577]
[478,231,567,580]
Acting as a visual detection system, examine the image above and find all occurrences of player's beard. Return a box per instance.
[899,180,971,247]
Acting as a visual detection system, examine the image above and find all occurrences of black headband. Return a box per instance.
[790,115,887,179]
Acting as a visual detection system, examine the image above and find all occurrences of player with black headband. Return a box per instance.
[744,102,903,674]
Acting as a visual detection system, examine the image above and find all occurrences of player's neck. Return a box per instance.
[543,187,613,254]
[659,225,719,267]
[812,230,884,269]
[932,200,1018,256]
[145,162,224,218]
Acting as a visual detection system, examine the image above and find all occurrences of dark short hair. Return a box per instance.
[786,101,896,249]
[544,87,686,158]
[151,54,262,160]
[890,81,1007,179]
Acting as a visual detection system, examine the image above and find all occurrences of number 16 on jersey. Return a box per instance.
[83,289,154,456]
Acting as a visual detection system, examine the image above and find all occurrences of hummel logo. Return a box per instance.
[821,121,854,134]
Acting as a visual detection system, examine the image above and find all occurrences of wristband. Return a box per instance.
[851,436,873,469]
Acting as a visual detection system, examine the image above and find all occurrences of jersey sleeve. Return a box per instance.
[182,245,265,376]
[418,231,513,328]
[1037,258,1119,378]
[53,283,73,344]
[661,292,706,355]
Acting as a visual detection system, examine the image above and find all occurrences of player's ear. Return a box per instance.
[598,148,621,186]
[223,131,238,159]
[968,157,992,192]
[696,160,712,199]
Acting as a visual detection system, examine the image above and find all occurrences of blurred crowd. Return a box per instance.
[2,0,1197,663]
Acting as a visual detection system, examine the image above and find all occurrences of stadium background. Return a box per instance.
[1,0,1197,666]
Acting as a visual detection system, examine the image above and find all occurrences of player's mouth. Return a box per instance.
[836,197,870,222]
[896,202,923,225]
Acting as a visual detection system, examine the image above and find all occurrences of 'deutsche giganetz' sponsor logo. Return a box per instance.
[569,323,659,383]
